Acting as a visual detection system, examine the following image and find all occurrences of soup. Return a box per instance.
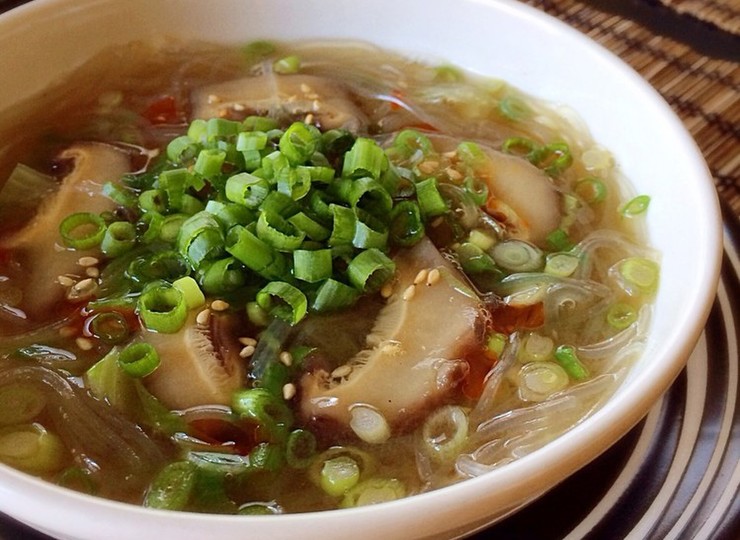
[0,40,659,513]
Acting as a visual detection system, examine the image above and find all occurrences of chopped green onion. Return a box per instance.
[620,194,651,216]
[546,228,574,252]
[176,211,225,269]
[279,122,320,166]
[340,478,406,508]
[88,311,130,344]
[138,211,164,244]
[463,176,489,206]
[420,405,469,464]
[204,200,255,230]
[256,210,306,251]
[286,429,316,469]
[157,168,190,209]
[0,423,66,474]
[486,332,508,357]
[256,281,308,325]
[320,455,360,497]
[389,200,425,247]
[231,388,293,443]
[347,248,395,292]
[138,189,168,214]
[499,95,531,121]
[118,342,160,378]
[518,333,555,363]
[206,117,240,140]
[517,361,569,402]
[0,383,46,425]
[195,257,246,295]
[59,212,106,250]
[502,137,539,159]
[288,212,330,242]
[246,300,270,327]
[345,176,393,217]
[415,177,448,217]
[273,54,301,74]
[102,181,137,207]
[194,148,226,177]
[454,242,499,274]
[159,214,188,243]
[226,225,280,277]
[328,204,356,247]
[537,142,572,175]
[293,249,332,283]
[166,135,199,164]
[352,209,388,249]
[144,461,197,510]
[172,276,206,309]
[137,281,188,333]
[391,129,433,160]
[342,138,387,180]
[312,279,360,312]
[544,252,580,277]
[554,344,589,380]
[100,221,137,257]
[606,302,638,329]
[613,256,660,296]
[492,239,544,273]
[574,177,607,204]
[225,172,270,208]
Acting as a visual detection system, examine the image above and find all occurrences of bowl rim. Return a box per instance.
[0,0,724,538]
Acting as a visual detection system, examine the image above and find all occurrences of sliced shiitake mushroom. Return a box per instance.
[0,143,131,318]
[191,74,366,132]
[142,311,245,410]
[300,237,482,437]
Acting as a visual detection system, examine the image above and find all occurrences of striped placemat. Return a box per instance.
[522,0,740,219]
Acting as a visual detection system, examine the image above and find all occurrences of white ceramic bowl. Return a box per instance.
[0,1,723,539]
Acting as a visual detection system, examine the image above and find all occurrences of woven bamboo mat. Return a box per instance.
[658,0,740,34]
[523,0,740,219]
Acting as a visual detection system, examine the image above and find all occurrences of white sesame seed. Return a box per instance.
[402,285,416,301]
[207,94,221,104]
[413,268,429,285]
[67,278,98,300]
[380,282,394,299]
[210,300,230,312]
[196,308,211,326]
[427,268,441,286]
[75,337,93,351]
[232,103,246,111]
[238,337,257,347]
[85,267,100,278]
[57,275,75,287]
[282,383,296,400]
[239,345,256,358]
[279,351,293,367]
[446,167,463,181]
[417,160,439,174]
[300,83,312,94]
[77,256,99,267]
[304,113,314,124]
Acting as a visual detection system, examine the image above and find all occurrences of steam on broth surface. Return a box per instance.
[0,40,659,513]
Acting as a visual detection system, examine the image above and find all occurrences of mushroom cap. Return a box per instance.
[300,238,481,437]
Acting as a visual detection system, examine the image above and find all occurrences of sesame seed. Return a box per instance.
[417,160,439,174]
[402,285,416,301]
[57,275,75,287]
[196,308,211,326]
[77,256,99,267]
[300,83,312,93]
[413,268,429,285]
[279,351,293,367]
[238,337,257,347]
[207,94,220,104]
[331,365,352,379]
[85,267,100,278]
[210,300,230,312]
[67,278,98,300]
[446,167,463,181]
[282,383,297,400]
[304,113,314,124]
[75,337,94,351]
[427,268,441,286]
[232,103,246,111]
[239,345,256,358]
[380,282,394,298]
